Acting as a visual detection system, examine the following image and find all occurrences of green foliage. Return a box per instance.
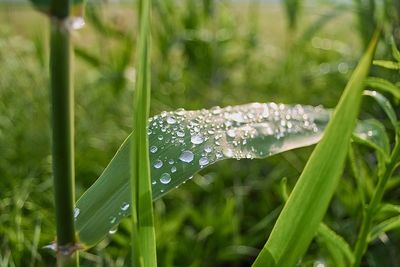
[252,31,379,267]
[75,102,382,251]
[1,1,400,266]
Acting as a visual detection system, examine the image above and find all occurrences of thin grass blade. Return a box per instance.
[252,32,378,267]
[353,119,390,158]
[130,0,156,266]
[365,77,400,100]
[369,215,400,241]
[364,90,398,128]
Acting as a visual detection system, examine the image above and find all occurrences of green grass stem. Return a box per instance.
[130,0,157,266]
[49,0,78,265]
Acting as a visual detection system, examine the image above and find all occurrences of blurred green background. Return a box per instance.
[0,0,399,266]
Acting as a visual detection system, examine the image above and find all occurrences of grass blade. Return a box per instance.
[365,77,400,100]
[252,32,378,267]
[74,102,378,248]
[353,118,390,158]
[372,60,400,70]
[130,0,156,266]
[369,215,400,241]
[363,90,398,129]
[317,223,354,264]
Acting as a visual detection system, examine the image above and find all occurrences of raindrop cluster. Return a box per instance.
[147,102,329,194]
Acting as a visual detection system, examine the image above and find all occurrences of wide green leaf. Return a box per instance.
[252,32,378,267]
[75,102,331,247]
[74,102,381,248]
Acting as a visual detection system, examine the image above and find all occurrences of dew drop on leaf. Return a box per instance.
[150,146,158,153]
[121,202,130,211]
[153,159,163,169]
[166,116,176,124]
[199,157,209,166]
[190,135,204,144]
[179,150,194,163]
[73,208,80,219]
[160,173,171,184]
[109,225,118,235]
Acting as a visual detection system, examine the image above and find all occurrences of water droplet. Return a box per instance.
[158,135,164,141]
[227,129,236,138]
[150,146,158,153]
[109,225,118,234]
[65,16,85,30]
[167,116,176,124]
[160,173,171,184]
[177,131,185,137]
[153,159,163,169]
[176,108,185,115]
[223,148,234,158]
[73,207,80,219]
[110,216,117,224]
[43,242,57,251]
[171,166,177,173]
[191,135,204,144]
[168,159,175,164]
[204,146,212,153]
[199,157,209,166]
[121,202,130,211]
[179,150,194,163]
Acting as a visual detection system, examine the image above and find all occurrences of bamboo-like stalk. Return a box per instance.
[130,0,157,266]
[49,0,78,266]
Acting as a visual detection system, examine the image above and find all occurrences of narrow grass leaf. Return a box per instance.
[378,203,400,215]
[391,37,400,62]
[130,0,156,266]
[74,103,379,248]
[353,119,390,158]
[365,77,400,100]
[363,90,398,128]
[252,33,378,267]
[372,60,400,70]
[369,215,400,241]
[317,223,354,264]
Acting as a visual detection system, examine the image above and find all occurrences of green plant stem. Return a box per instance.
[352,138,400,267]
[49,0,78,265]
[50,0,69,18]
[130,0,156,266]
